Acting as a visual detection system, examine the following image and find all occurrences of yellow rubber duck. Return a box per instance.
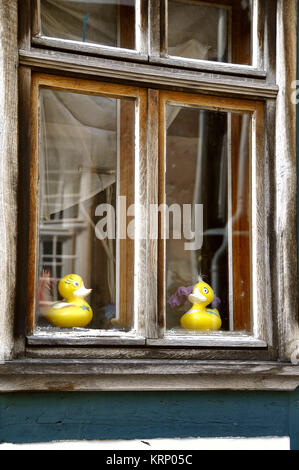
[180,281,221,331]
[43,274,93,328]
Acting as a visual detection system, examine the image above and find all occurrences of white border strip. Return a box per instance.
[0,437,290,450]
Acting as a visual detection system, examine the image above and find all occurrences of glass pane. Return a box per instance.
[166,104,251,333]
[36,88,135,332]
[168,0,253,65]
[40,0,136,50]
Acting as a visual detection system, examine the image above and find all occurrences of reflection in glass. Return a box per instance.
[37,89,135,332]
[40,0,136,50]
[168,0,253,65]
[166,105,251,333]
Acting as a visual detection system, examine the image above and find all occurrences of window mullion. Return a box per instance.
[149,0,162,58]
[145,89,160,339]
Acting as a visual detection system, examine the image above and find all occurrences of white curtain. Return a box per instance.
[40,89,117,219]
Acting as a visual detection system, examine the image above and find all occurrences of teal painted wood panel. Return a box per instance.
[0,390,298,449]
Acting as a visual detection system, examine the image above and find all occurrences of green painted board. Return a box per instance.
[0,390,298,449]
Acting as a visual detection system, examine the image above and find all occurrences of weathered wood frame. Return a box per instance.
[31,0,149,61]
[149,0,277,80]
[145,90,267,348]
[0,0,298,391]
[27,73,147,345]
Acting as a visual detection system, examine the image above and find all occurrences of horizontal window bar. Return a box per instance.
[27,334,146,347]
[32,36,148,62]
[149,56,267,79]
[146,335,268,348]
[19,48,279,99]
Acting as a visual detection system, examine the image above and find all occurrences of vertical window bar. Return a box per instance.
[160,0,168,57]
[227,113,234,331]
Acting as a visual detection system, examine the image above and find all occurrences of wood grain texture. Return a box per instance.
[263,99,277,351]
[19,48,278,99]
[145,90,159,338]
[149,0,161,57]
[261,0,277,84]
[119,100,135,329]
[135,84,148,335]
[24,346,277,362]
[15,66,32,355]
[160,0,167,57]
[139,0,149,55]
[0,0,18,361]
[275,0,299,361]
[146,336,267,348]
[31,37,148,62]
[253,101,270,345]
[18,0,31,49]
[0,360,298,391]
[27,335,146,347]
[31,0,40,37]
[27,74,39,334]
[149,56,266,78]
[1,359,298,376]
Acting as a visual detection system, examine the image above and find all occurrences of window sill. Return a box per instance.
[146,334,267,348]
[0,359,298,392]
[27,333,146,347]
[27,331,267,348]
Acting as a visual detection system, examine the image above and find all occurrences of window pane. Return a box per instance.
[40,0,136,50]
[166,105,251,333]
[36,88,135,332]
[167,0,253,65]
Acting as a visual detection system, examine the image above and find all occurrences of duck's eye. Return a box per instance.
[73,281,79,287]
[202,288,209,294]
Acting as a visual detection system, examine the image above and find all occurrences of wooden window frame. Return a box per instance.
[31,0,149,62]
[0,0,298,392]
[149,0,276,79]
[147,90,267,348]
[27,73,147,346]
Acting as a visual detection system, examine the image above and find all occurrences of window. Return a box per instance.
[39,0,136,49]
[29,75,145,338]
[160,93,261,340]
[32,0,147,60]
[0,0,298,390]
[165,0,253,64]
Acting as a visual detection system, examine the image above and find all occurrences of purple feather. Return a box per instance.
[168,294,182,308]
[168,285,195,308]
[168,285,221,309]
[211,296,221,308]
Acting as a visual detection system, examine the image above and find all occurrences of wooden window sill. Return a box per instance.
[0,359,298,392]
